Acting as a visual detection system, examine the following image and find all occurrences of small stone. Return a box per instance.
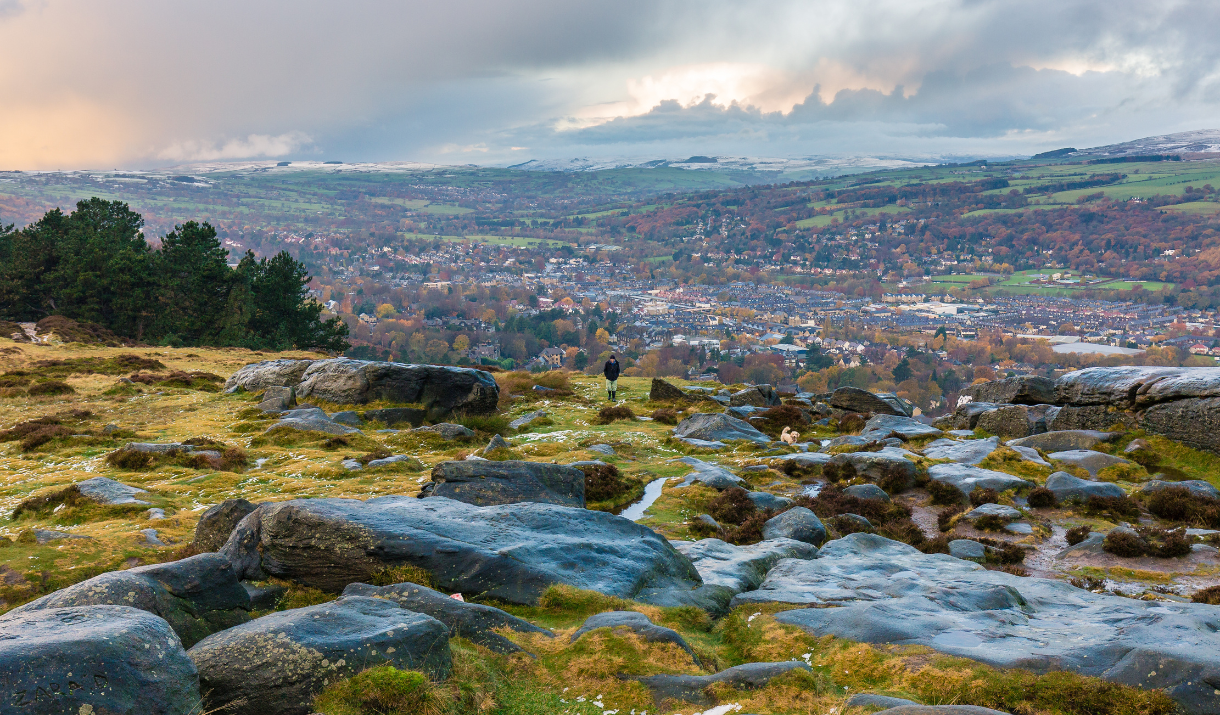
[695,514,722,530]
[587,444,616,456]
[145,508,166,520]
[949,539,987,561]
[761,507,826,546]
[842,484,891,502]
[140,528,167,547]
[965,503,1022,522]
[341,458,363,470]
[482,434,512,455]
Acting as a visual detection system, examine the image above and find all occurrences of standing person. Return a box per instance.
[603,355,620,401]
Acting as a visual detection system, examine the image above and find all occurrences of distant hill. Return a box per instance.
[1072,128,1220,157]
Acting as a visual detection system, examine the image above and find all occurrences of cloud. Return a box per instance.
[1,1,1220,168]
[157,132,312,163]
[0,0,26,20]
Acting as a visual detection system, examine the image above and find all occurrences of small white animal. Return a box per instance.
[781,426,800,445]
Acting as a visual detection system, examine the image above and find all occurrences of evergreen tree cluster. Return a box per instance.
[0,199,349,351]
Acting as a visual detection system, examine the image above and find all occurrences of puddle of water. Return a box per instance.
[800,481,824,498]
[620,477,670,521]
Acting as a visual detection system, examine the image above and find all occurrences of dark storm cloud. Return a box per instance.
[1,0,1219,167]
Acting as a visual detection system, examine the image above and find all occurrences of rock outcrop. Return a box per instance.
[632,661,812,706]
[222,359,314,394]
[728,384,781,407]
[672,412,771,444]
[193,498,260,552]
[735,533,1220,714]
[10,553,251,647]
[571,611,699,664]
[1044,471,1126,502]
[342,581,552,655]
[419,460,586,507]
[968,375,1055,405]
[830,386,912,416]
[927,463,1033,496]
[0,605,202,715]
[225,358,499,418]
[860,414,942,441]
[189,596,452,715]
[220,496,701,603]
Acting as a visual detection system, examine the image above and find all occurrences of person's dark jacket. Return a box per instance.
[603,359,620,381]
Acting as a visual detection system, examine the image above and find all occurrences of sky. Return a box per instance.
[2,0,1219,170]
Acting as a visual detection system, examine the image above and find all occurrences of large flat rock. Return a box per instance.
[737,533,1220,715]
[861,414,941,441]
[672,457,744,489]
[1055,366,1220,408]
[671,538,819,595]
[673,412,771,444]
[75,476,150,505]
[10,553,250,648]
[420,460,585,507]
[227,358,499,417]
[223,358,314,393]
[1047,449,1131,476]
[922,437,999,465]
[0,605,202,715]
[189,596,451,715]
[1008,429,1117,452]
[342,581,552,655]
[928,463,1033,496]
[969,375,1055,405]
[831,386,912,416]
[220,496,701,603]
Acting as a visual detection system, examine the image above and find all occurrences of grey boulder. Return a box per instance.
[1008,429,1118,452]
[1047,449,1131,476]
[633,661,811,706]
[846,694,921,710]
[761,506,826,546]
[673,412,771,444]
[189,596,451,715]
[873,702,1015,707]
[571,611,699,664]
[928,463,1033,497]
[220,496,701,603]
[74,476,151,505]
[829,447,919,489]
[342,581,552,655]
[509,410,548,430]
[0,605,202,715]
[1142,479,1220,500]
[10,554,250,648]
[964,503,1021,522]
[672,457,745,489]
[949,539,987,561]
[843,483,892,502]
[223,359,314,394]
[860,414,942,441]
[414,422,476,439]
[193,498,259,552]
[1055,366,1220,408]
[739,532,1220,715]
[729,384,781,407]
[1044,471,1126,502]
[922,437,999,466]
[294,358,499,416]
[974,404,1035,438]
[747,490,792,511]
[831,386,913,416]
[257,385,297,413]
[420,459,585,507]
[640,537,819,614]
[969,375,1055,405]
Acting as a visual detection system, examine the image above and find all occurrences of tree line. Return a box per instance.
[0,199,349,351]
